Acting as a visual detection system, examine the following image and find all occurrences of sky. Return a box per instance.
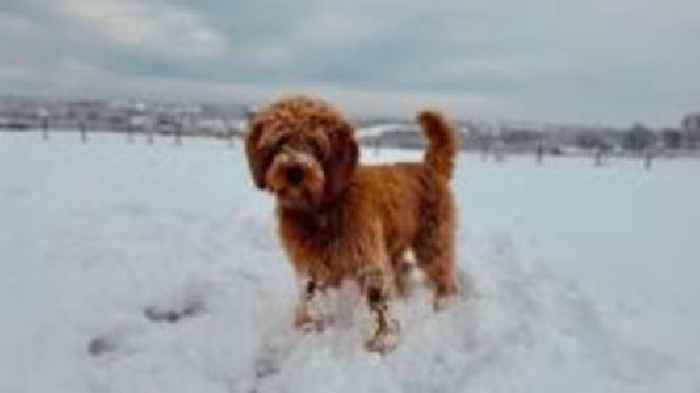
[1,0,699,127]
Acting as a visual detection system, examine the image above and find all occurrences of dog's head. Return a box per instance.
[245,95,358,211]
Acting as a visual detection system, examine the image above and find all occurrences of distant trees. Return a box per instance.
[576,132,599,150]
[681,112,700,145]
[661,129,683,150]
[500,128,542,145]
[622,123,657,151]
[576,131,614,151]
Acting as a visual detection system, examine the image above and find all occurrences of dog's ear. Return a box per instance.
[324,121,358,202]
[245,120,270,189]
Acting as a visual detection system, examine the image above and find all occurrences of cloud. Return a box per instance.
[1,0,699,126]
[60,0,229,58]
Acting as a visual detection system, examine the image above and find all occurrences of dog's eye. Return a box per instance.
[309,138,328,158]
[274,135,289,152]
[309,140,321,156]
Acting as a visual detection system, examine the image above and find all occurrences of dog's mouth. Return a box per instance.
[276,185,315,210]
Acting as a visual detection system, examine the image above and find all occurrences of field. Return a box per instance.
[1,132,699,393]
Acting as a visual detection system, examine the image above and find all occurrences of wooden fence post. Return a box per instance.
[127,125,134,144]
[79,121,88,143]
[594,148,603,167]
[42,117,49,141]
[228,130,235,148]
[174,123,182,146]
[644,150,653,171]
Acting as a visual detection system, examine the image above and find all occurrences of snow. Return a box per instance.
[357,124,418,139]
[1,131,699,393]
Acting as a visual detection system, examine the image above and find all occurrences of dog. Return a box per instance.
[244,95,460,352]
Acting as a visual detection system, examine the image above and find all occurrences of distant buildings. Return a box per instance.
[0,96,246,137]
[2,94,700,155]
[681,112,700,146]
[354,115,700,155]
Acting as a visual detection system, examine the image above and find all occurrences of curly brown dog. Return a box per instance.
[245,95,459,352]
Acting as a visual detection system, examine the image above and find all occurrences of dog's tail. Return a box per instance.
[418,110,459,179]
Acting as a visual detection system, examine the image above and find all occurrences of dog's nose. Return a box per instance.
[286,165,304,185]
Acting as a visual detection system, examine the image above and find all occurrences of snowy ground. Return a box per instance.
[1,131,699,393]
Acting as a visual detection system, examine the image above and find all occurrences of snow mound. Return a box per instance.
[52,230,689,393]
[1,133,697,393]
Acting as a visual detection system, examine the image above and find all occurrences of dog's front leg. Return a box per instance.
[360,265,400,353]
[293,278,325,332]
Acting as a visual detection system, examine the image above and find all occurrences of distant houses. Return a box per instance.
[358,124,423,149]
[0,116,32,130]
[0,99,46,130]
[358,122,558,153]
[2,95,699,156]
[0,96,245,138]
[353,110,700,156]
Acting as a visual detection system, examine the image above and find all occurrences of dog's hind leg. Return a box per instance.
[390,249,415,297]
[414,238,459,310]
[413,194,459,310]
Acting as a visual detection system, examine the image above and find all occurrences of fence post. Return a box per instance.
[41,117,49,141]
[174,123,182,146]
[228,129,235,148]
[127,125,134,144]
[480,138,491,162]
[594,148,603,167]
[644,149,653,171]
[79,121,88,143]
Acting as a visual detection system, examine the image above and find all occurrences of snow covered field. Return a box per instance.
[1,131,699,393]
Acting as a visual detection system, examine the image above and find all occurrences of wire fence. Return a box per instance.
[4,127,700,172]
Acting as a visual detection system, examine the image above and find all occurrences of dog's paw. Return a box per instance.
[295,320,325,334]
[364,318,400,354]
[294,313,328,333]
[433,294,458,312]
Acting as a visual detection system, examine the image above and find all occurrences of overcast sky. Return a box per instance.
[1,0,699,126]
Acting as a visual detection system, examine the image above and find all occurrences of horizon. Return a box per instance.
[0,92,692,131]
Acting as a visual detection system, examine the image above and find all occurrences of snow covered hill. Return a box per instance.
[1,132,698,393]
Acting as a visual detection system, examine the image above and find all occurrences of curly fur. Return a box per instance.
[245,95,460,351]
